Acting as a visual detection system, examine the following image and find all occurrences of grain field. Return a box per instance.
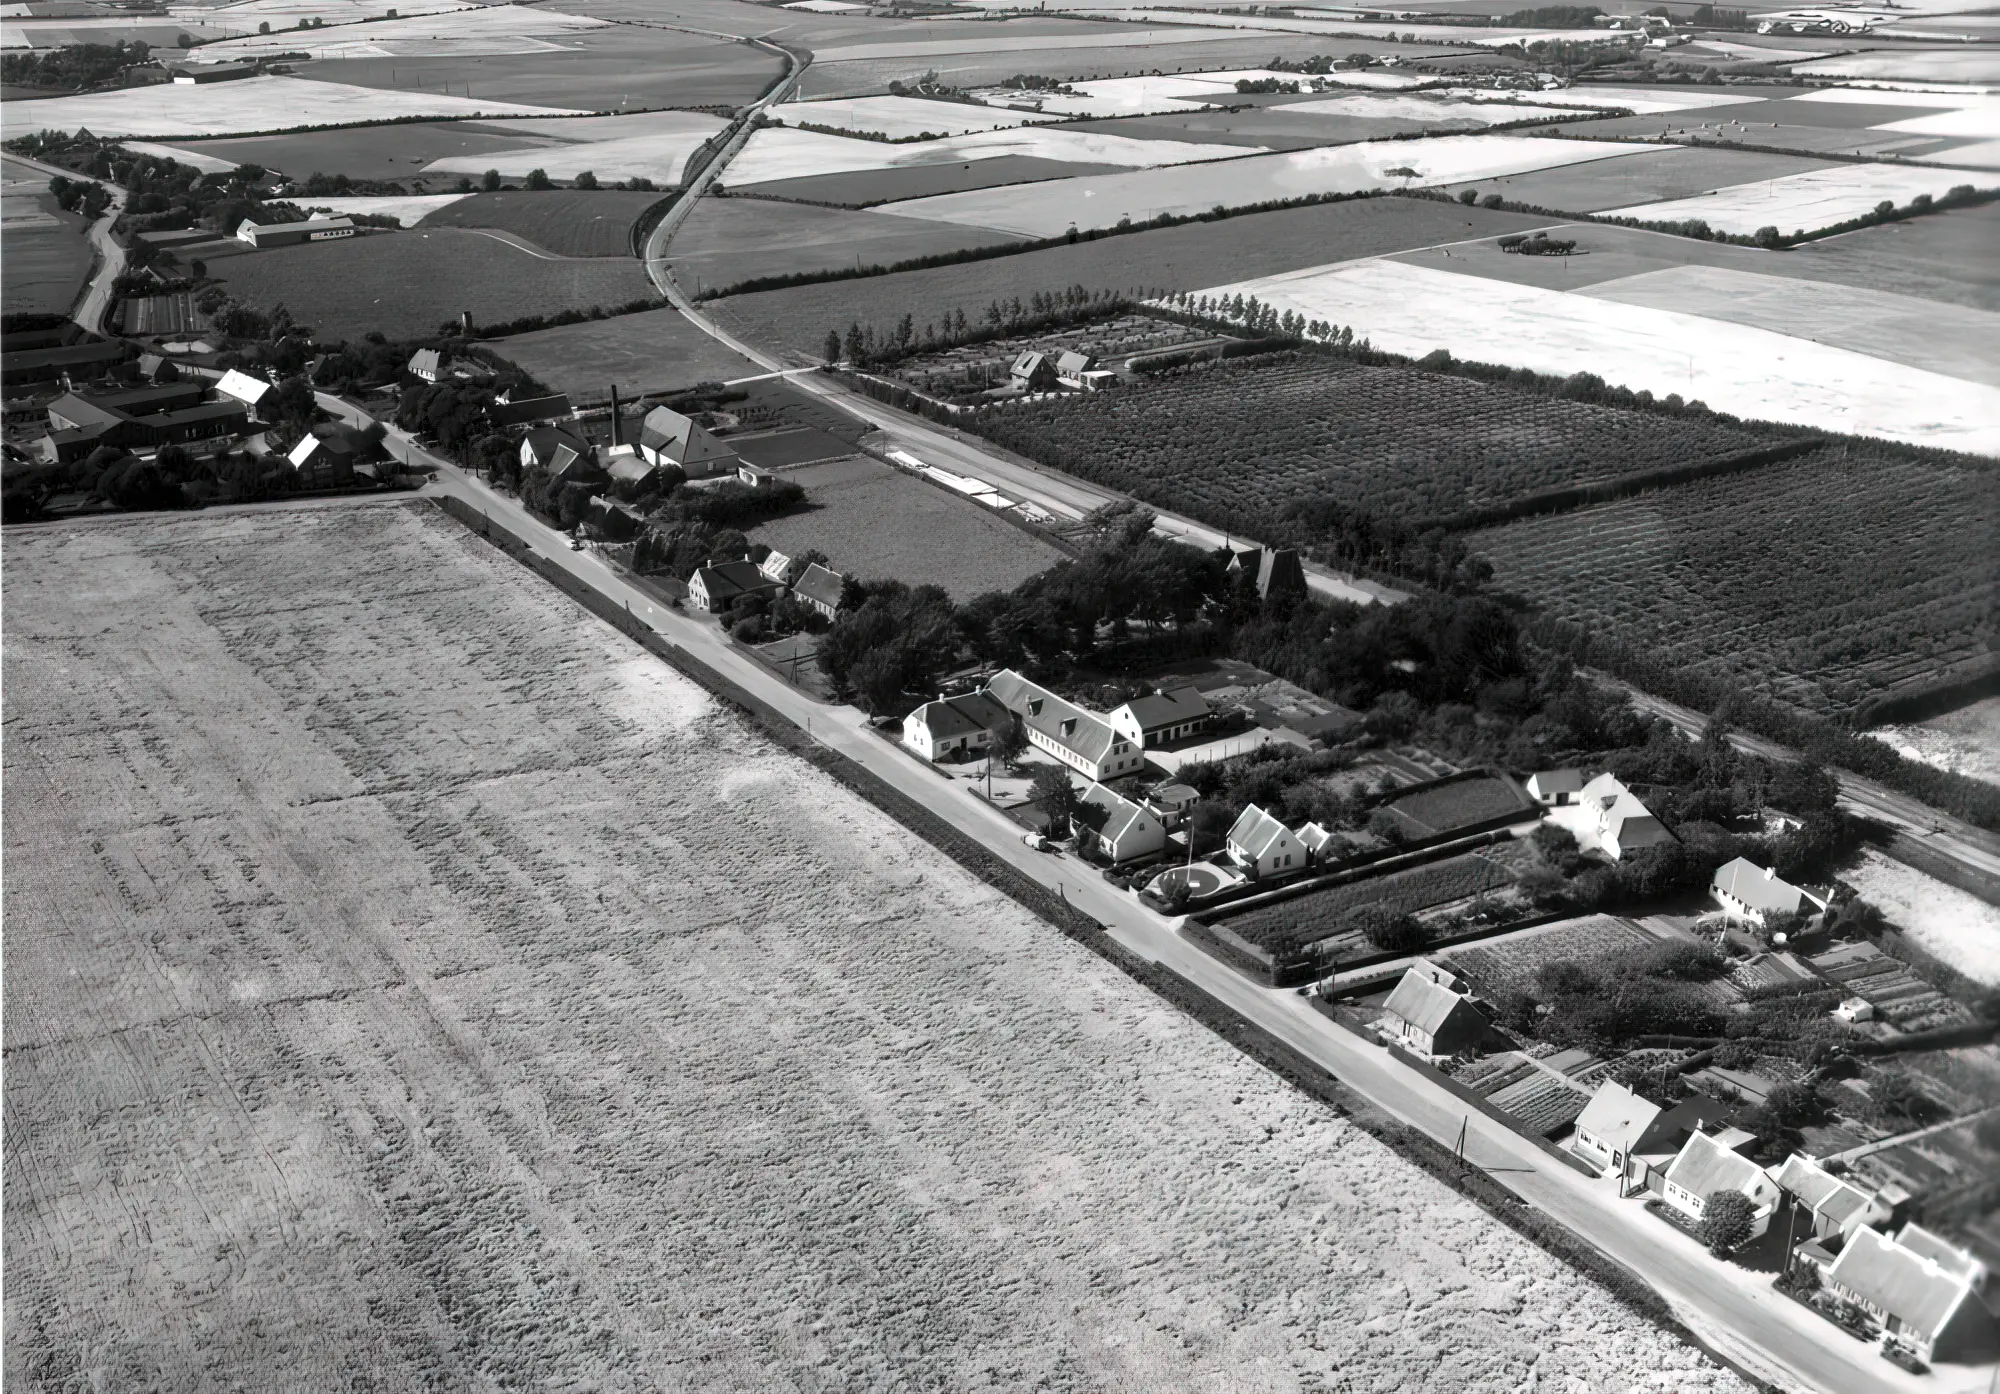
[3,502,1744,1393]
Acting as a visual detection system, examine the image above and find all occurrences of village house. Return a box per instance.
[40,382,246,462]
[759,549,804,586]
[1659,1129,1781,1238]
[1379,959,1488,1057]
[1571,1079,1662,1181]
[902,691,1011,762]
[606,452,658,493]
[1108,687,1211,748]
[1142,782,1199,829]
[1563,772,1675,859]
[1771,1154,1895,1244]
[1712,857,1816,923]
[214,368,272,419]
[792,563,847,621]
[1074,783,1168,864]
[287,421,384,487]
[1255,548,1308,602]
[639,405,737,479]
[1825,1225,1998,1363]
[984,670,1145,781]
[1297,821,1338,865]
[1225,804,1302,879]
[688,559,781,613]
[407,348,443,383]
[1054,349,1096,387]
[1526,769,1584,806]
[1008,351,1058,392]
[518,423,596,477]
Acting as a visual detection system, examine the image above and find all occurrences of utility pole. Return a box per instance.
[1454,1116,1467,1163]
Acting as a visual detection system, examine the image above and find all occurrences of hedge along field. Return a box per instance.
[1468,442,1998,719]
[1218,853,1515,955]
[967,352,1770,540]
[419,189,665,256]
[216,226,652,340]
[704,196,1551,351]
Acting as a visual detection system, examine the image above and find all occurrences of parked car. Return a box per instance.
[1022,832,1048,851]
[1881,1341,1927,1375]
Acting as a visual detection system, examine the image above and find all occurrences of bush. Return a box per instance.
[1698,1190,1756,1255]
[1348,902,1431,953]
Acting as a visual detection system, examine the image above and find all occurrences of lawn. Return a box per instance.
[489,305,762,401]
[0,502,1744,1392]
[1218,852,1515,954]
[419,189,665,256]
[215,226,653,340]
[667,198,1025,296]
[1467,443,1997,718]
[1380,774,1536,838]
[706,196,1549,358]
[748,455,1066,598]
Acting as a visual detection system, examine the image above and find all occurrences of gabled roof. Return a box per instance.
[1055,349,1094,375]
[1528,769,1583,796]
[521,424,592,470]
[606,454,656,486]
[1712,857,1804,917]
[1077,782,1153,844]
[1772,1154,1885,1230]
[913,691,1010,739]
[1117,686,1210,730]
[215,368,270,406]
[407,348,441,376]
[1575,1079,1663,1154]
[1147,782,1198,809]
[1297,821,1334,854]
[1830,1226,1981,1343]
[639,405,736,468]
[759,549,799,585]
[984,669,1120,765]
[1255,548,1306,598]
[1896,1224,1984,1283]
[1383,968,1483,1038]
[1581,772,1674,850]
[690,559,768,601]
[1226,803,1293,859]
[1009,350,1049,376]
[1664,1130,1772,1204]
[792,562,845,611]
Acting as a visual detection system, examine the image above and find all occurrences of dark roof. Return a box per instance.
[913,691,1009,739]
[488,393,571,427]
[792,561,846,611]
[1256,547,1307,598]
[521,424,592,469]
[606,453,656,485]
[1117,686,1209,730]
[3,341,125,371]
[151,402,246,427]
[984,669,1120,764]
[1383,969,1484,1038]
[692,559,772,601]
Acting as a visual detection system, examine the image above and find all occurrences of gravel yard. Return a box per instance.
[3,502,1743,1392]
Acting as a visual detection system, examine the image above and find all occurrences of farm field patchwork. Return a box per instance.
[1580,265,2000,388]
[1605,161,1994,238]
[1793,47,2000,83]
[748,456,1066,598]
[871,136,1666,237]
[166,118,597,183]
[1,74,578,138]
[1218,852,1515,955]
[966,352,1773,540]
[0,158,91,316]
[419,110,727,185]
[769,94,1066,137]
[189,2,608,61]
[0,503,1748,1394]
[1466,443,1997,718]
[415,188,663,255]
[489,306,762,399]
[1785,202,2000,312]
[214,226,652,340]
[705,196,1551,359]
[1188,258,2000,452]
[292,27,783,112]
[724,125,1261,188]
[1427,145,1842,214]
[718,155,1124,208]
[666,198,1024,294]
[290,191,473,225]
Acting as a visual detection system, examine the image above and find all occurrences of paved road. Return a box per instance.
[9,151,127,334]
[335,410,1965,1394]
[1593,673,2000,885]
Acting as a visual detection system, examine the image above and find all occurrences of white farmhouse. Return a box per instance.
[902,691,1011,762]
[1225,804,1302,879]
[1075,783,1167,864]
[1711,857,1809,922]
[984,670,1145,782]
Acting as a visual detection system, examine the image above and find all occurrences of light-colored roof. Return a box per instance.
[606,454,655,486]
[912,691,1008,740]
[407,348,440,375]
[1830,1226,1979,1343]
[1297,822,1334,854]
[639,405,736,468]
[1147,782,1199,808]
[985,669,1121,765]
[1664,1130,1772,1204]
[759,549,798,584]
[214,368,270,405]
[1078,782,1153,844]
[286,433,319,468]
[1528,769,1583,795]
[1055,349,1094,375]
[1581,772,1674,851]
[1772,1154,1884,1230]
[1712,857,1805,916]
[1383,968,1482,1038]
[792,562,845,611]
[1010,350,1048,376]
[1896,1224,1984,1283]
[1226,804,1293,860]
[1575,1079,1663,1154]
[1116,686,1210,730]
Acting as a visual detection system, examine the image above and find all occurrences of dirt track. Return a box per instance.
[3,503,1744,1392]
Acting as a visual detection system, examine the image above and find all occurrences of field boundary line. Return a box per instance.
[425,491,1764,1386]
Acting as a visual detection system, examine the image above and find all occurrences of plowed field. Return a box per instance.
[3,502,1742,1393]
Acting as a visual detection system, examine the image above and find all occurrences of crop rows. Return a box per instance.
[1468,443,1997,717]
[970,355,1769,538]
[1445,916,1656,997]
[1384,775,1531,837]
[1222,852,1514,953]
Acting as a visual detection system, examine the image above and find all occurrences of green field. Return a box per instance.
[1467,444,1998,719]
[421,189,663,256]
[0,177,91,317]
[723,155,1121,208]
[171,121,584,185]
[707,196,1549,357]
[490,306,762,401]
[216,228,651,341]
[668,199,1024,296]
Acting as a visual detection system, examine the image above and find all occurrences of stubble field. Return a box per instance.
[2,501,1744,1393]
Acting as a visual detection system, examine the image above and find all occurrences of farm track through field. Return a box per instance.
[1,505,1751,1392]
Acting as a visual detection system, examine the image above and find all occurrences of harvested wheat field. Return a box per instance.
[3,501,1743,1392]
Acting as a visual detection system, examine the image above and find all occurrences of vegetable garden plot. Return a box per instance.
[967,353,1770,541]
[1442,915,1654,997]
[1218,853,1514,954]
[1467,444,1998,719]
[1381,774,1534,837]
